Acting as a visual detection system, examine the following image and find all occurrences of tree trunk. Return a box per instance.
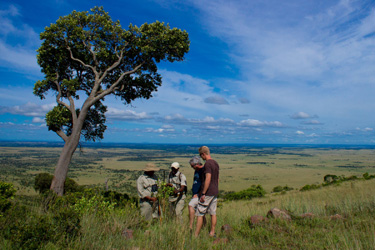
[50,133,81,196]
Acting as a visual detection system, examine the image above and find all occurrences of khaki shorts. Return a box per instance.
[188,197,199,209]
[196,196,217,216]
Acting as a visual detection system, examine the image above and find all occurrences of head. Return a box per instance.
[189,156,202,170]
[171,162,180,174]
[143,163,159,176]
[198,146,210,160]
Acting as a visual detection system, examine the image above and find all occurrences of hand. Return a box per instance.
[200,195,205,202]
[173,189,179,194]
[193,194,198,198]
[166,183,173,187]
[149,197,157,202]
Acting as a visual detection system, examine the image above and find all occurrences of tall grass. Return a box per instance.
[2,179,375,249]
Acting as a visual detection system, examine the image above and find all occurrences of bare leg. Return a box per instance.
[188,205,195,229]
[194,216,204,237]
[209,215,217,236]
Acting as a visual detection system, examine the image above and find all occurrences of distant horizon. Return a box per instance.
[1,140,374,149]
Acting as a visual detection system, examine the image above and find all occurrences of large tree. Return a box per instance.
[34,7,190,196]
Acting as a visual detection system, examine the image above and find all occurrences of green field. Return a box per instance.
[1,145,374,195]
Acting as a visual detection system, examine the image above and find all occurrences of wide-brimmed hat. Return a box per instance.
[143,163,160,172]
[171,162,180,169]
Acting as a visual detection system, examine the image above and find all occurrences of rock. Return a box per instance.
[213,238,229,244]
[267,208,292,221]
[221,224,233,235]
[121,229,134,239]
[330,214,344,220]
[300,212,315,218]
[249,215,268,225]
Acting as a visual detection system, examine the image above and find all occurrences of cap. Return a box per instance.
[171,162,180,169]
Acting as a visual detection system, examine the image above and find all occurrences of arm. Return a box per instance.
[200,173,211,202]
[137,177,157,202]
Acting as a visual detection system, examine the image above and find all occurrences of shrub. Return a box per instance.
[300,184,321,192]
[34,172,83,194]
[272,185,294,193]
[224,185,266,201]
[0,182,16,213]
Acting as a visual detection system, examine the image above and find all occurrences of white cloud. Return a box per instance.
[296,130,305,135]
[32,117,44,123]
[239,119,283,127]
[204,95,229,105]
[106,108,150,121]
[0,102,54,116]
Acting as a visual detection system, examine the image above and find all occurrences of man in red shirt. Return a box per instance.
[194,146,219,237]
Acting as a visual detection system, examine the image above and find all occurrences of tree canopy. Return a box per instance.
[33,6,190,195]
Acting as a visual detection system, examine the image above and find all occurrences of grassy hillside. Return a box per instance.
[1,178,375,249]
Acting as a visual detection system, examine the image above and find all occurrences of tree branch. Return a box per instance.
[55,129,69,142]
[93,62,144,103]
[67,46,97,74]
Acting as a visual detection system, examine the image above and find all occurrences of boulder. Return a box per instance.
[267,208,292,221]
[300,212,315,218]
[249,215,269,226]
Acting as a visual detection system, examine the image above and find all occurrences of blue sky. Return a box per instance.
[0,0,374,144]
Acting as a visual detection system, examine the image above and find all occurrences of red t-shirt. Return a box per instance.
[204,159,219,196]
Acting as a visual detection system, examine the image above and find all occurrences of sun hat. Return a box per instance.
[143,163,160,172]
[171,162,180,169]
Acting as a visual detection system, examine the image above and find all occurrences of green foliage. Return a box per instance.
[363,172,375,180]
[34,6,189,142]
[300,184,321,191]
[272,185,294,193]
[0,201,80,249]
[0,182,16,213]
[34,173,83,194]
[224,185,266,201]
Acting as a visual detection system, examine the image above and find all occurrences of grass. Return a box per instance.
[3,178,375,249]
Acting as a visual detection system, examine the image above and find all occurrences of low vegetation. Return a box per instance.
[1,171,375,249]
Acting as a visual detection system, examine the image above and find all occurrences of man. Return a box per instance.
[167,162,187,222]
[195,146,219,237]
[137,163,160,221]
[188,156,205,230]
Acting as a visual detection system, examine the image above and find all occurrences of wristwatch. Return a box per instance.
[202,193,206,196]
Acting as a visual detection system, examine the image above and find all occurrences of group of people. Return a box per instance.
[136,146,220,237]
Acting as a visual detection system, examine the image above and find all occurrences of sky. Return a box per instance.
[0,0,374,145]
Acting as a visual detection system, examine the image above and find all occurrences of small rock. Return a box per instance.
[301,213,315,218]
[121,229,134,239]
[213,238,229,244]
[221,224,233,235]
[330,214,344,220]
[267,208,292,221]
[249,215,268,225]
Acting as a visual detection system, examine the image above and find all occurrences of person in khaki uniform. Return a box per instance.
[137,163,160,221]
[167,162,187,222]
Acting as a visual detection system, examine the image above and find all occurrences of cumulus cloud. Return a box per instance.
[32,117,44,123]
[296,130,305,135]
[204,96,229,105]
[238,119,284,127]
[290,112,317,119]
[0,102,55,117]
[302,120,323,125]
[106,108,150,121]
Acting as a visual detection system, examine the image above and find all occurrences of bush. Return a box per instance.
[272,185,294,193]
[300,184,321,192]
[224,185,266,201]
[34,173,83,194]
[0,182,16,213]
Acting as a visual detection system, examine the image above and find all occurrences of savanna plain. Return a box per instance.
[1,143,375,249]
